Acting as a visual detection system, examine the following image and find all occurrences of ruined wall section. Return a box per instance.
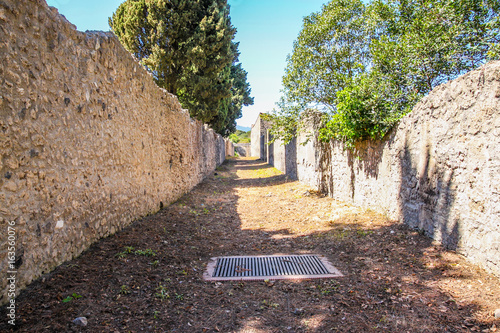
[296,114,323,188]
[0,0,225,303]
[296,61,500,276]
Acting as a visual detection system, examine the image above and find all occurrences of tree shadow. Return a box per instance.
[315,130,395,200]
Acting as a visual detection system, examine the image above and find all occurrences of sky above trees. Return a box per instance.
[45,0,326,128]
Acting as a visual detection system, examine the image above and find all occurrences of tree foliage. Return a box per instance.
[271,0,500,147]
[228,130,250,144]
[109,0,253,135]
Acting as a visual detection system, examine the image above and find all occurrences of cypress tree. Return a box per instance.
[109,0,252,132]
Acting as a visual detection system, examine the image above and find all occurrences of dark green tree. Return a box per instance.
[109,0,252,133]
[109,0,200,94]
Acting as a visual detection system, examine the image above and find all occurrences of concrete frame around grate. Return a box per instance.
[203,254,343,281]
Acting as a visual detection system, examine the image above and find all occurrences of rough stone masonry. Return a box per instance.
[293,61,500,278]
[0,0,225,304]
[251,70,500,279]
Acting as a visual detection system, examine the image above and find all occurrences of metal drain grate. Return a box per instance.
[203,254,343,281]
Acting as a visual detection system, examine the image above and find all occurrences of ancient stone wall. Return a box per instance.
[295,114,323,187]
[295,61,500,276]
[234,143,251,157]
[0,0,225,304]
[250,113,269,159]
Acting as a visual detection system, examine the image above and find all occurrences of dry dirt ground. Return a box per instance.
[1,157,499,332]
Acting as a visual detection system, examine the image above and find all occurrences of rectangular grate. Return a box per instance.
[203,254,343,281]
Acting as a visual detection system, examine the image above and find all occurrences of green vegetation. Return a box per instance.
[269,0,499,148]
[229,129,250,143]
[120,285,131,295]
[109,0,253,136]
[260,299,280,309]
[356,228,374,237]
[317,280,340,296]
[155,283,170,300]
[134,248,156,257]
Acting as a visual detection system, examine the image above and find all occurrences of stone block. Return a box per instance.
[0,0,225,305]
[287,61,500,278]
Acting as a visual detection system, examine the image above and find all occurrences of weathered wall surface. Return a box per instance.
[250,113,269,159]
[295,61,500,276]
[0,0,225,304]
[296,114,323,186]
[225,139,234,157]
[269,138,297,179]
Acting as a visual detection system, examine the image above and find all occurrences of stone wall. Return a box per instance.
[295,114,323,186]
[250,113,269,159]
[268,137,297,179]
[234,143,251,157]
[0,0,225,304]
[295,61,500,277]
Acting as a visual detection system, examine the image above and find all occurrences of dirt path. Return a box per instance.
[2,157,499,332]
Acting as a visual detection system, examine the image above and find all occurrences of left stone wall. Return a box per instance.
[0,0,225,304]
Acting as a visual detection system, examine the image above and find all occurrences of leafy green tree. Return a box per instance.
[318,73,408,147]
[231,129,251,143]
[110,0,252,134]
[345,0,500,146]
[270,0,370,144]
[369,0,500,94]
[270,0,499,147]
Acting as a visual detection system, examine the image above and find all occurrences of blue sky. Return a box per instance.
[45,0,326,128]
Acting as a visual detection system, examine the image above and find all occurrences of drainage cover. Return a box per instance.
[203,254,343,281]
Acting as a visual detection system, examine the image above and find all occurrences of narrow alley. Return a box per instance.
[2,158,499,332]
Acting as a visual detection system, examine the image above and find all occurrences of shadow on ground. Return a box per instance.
[1,158,498,332]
